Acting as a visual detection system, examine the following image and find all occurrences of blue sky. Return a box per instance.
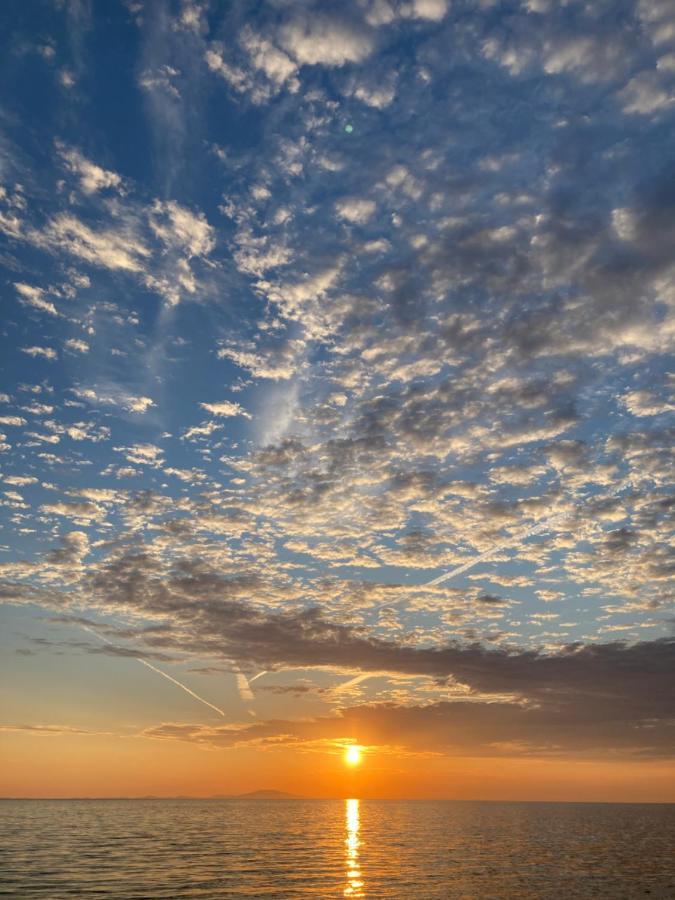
[0,0,674,767]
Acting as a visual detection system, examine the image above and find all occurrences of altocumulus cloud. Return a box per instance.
[0,0,673,763]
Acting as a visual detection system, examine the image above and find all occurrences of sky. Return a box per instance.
[0,0,674,801]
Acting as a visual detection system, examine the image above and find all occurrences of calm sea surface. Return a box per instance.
[1,799,674,898]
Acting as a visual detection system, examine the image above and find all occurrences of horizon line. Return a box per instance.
[2,796,674,805]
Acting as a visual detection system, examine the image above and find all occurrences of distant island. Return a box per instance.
[213,790,303,800]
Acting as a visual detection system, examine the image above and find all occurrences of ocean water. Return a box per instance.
[1,799,674,898]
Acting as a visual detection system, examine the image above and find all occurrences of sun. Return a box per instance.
[344,745,363,767]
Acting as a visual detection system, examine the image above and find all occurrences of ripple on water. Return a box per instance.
[0,799,674,898]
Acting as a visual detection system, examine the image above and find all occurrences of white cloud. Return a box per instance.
[126,396,155,414]
[146,201,215,304]
[149,200,214,258]
[41,501,105,522]
[619,71,674,114]
[57,145,123,194]
[14,283,58,316]
[402,0,448,22]
[138,65,181,99]
[0,416,27,426]
[183,421,222,440]
[72,387,154,415]
[362,0,397,26]
[114,443,164,466]
[352,80,397,108]
[543,36,622,81]
[199,400,252,418]
[113,467,139,479]
[218,348,289,379]
[164,466,207,482]
[174,3,205,34]
[241,28,299,89]
[64,338,90,354]
[279,16,374,67]
[36,213,150,272]
[63,422,110,442]
[21,346,57,361]
[621,390,674,417]
[335,197,377,224]
[59,69,75,89]
[205,48,251,94]
[259,265,341,330]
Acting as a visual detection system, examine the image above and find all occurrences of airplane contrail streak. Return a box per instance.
[234,670,254,702]
[81,625,226,717]
[137,658,226,717]
[248,671,267,684]
[372,512,567,614]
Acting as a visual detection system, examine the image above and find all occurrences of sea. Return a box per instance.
[1,799,674,898]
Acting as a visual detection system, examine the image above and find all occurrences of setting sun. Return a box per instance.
[344,745,363,767]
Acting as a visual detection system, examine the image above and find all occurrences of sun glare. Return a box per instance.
[344,745,363,767]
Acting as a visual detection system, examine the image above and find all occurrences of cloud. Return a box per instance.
[278,15,374,67]
[199,400,251,418]
[404,0,448,22]
[57,144,123,194]
[183,421,222,440]
[21,346,57,360]
[138,65,182,100]
[619,71,674,115]
[622,390,674,416]
[146,200,215,303]
[36,213,150,272]
[14,283,59,316]
[143,666,675,756]
[149,200,214,258]
[72,387,155,415]
[114,443,164,466]
[64,338,90,354]
[0,723,112,737]
[0,416,27,426]
[240,27,299,90]
[16,549,673,750]
[2,0,675,772]
[350,78,397,108]
[205,48,252,95]
[217,342,304,380]
[40,500,105,522]
[335,198,377,224]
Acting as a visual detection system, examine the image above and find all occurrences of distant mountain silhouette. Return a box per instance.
[217,789,302,800]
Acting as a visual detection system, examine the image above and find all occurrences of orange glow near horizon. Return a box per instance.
[2,732,675,802]
[344,745,363,767]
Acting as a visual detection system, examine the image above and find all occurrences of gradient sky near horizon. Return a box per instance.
[0,0,674,799]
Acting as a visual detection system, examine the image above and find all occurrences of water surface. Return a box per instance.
[1,798,674,898]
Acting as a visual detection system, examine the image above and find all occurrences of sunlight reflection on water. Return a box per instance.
[344,798,364,897]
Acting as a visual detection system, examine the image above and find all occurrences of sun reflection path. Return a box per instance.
[344,798,364,897]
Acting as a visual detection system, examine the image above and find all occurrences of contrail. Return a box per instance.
[234,669,254,702]
[81,625,226,717]
[424,514,566,590]
[372,477,636,615]
[372,511,567,614]
[249,671,267,684]
[137,658,226,717]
